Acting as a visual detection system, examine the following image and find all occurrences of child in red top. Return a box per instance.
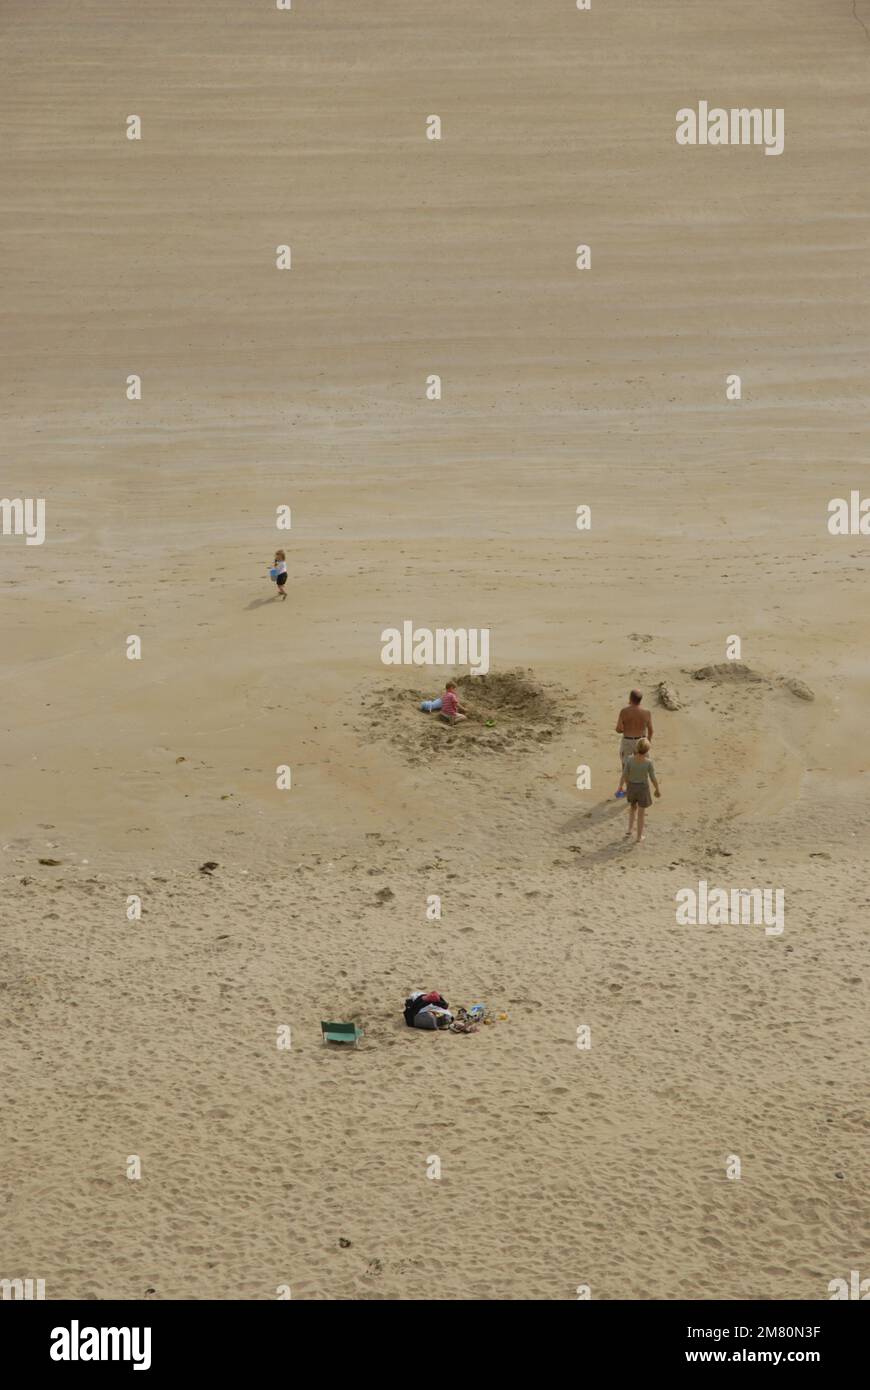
[439,681,467,725]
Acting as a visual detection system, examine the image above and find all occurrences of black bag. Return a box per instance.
[404,992,448,1027]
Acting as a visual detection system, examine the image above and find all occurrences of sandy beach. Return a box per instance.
[1,0,868,1299]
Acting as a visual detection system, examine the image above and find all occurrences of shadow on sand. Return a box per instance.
[566,837,638,867]
[559,798,625,835]
[558,798,638,866]
[245,595,281,611]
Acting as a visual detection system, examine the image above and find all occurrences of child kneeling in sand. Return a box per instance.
[439,681,467,725]
[618,737,661,843]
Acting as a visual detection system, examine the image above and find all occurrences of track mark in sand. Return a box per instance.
[853,2,870,47]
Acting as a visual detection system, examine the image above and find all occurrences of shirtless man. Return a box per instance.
[615,689,653,797]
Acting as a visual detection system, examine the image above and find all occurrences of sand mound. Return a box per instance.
[779,676,815,702]
[692,662,764,683]
[691,663,815,701]
[454,670,562,723]
[657,680,683,710]
[359,668,577,765]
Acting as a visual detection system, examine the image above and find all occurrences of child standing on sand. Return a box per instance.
[617,737,661,843]
[271,549,287,600]
[439,681,467,726]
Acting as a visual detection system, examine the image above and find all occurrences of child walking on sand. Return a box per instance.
[270,550,287,600]
[439,681,467,726]
[617,737,661,843]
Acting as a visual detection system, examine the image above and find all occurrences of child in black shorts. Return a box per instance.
[271,549,287,599]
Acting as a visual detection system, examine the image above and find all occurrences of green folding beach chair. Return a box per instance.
[320,1021,364,1048]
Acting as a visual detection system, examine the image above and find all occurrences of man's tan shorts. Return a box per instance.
[620,735,640,763]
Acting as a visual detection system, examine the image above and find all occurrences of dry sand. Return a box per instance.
[1,0,868,1299]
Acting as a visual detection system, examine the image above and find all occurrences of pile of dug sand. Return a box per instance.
[359,668,581,765]
[691,663,815,701]
[692,662,765,683]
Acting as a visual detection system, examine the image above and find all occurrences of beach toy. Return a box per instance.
[468,1004,485,1022]
[269,567,279,581]
[420,697,443,713]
